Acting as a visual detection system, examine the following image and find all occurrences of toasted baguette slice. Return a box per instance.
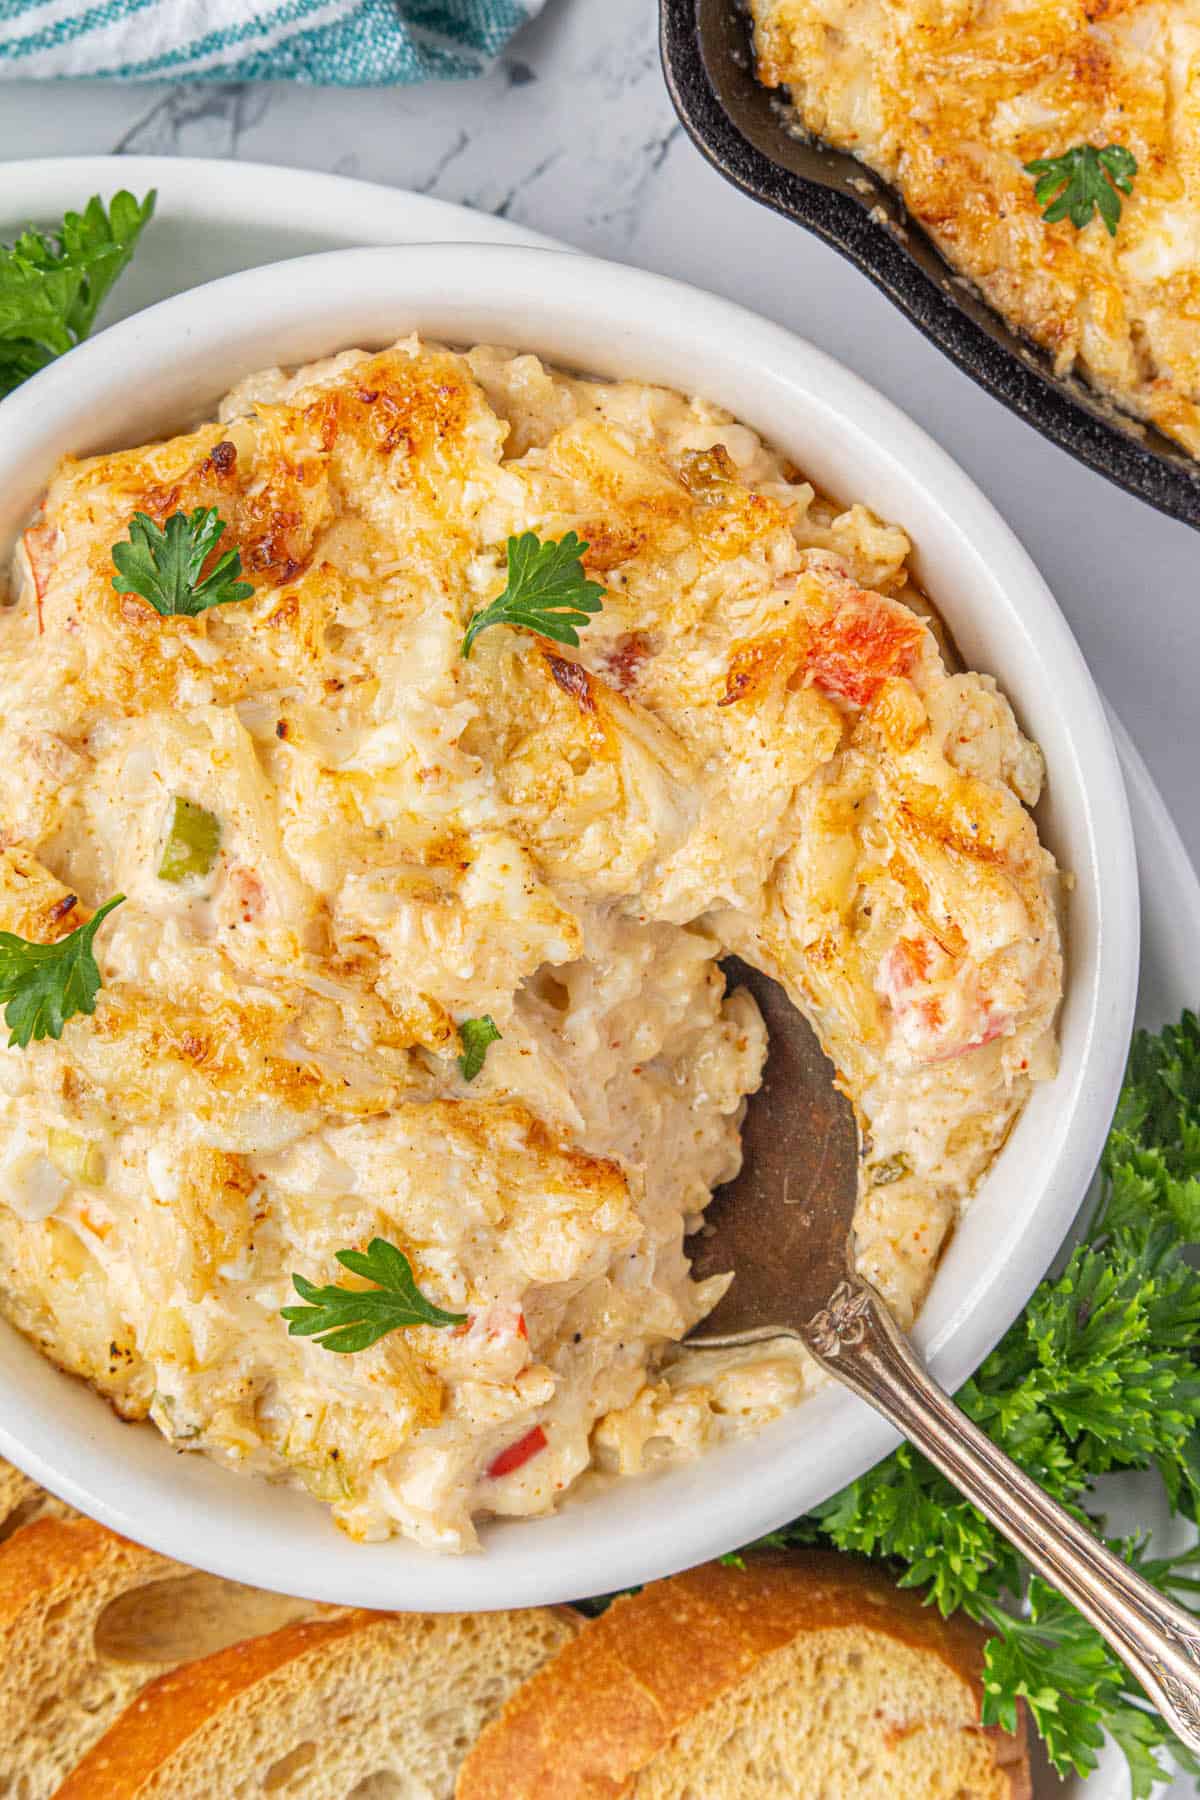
[55,1604,579,1800]
[458,1552,1031,1800]
[0,1514,323,1800]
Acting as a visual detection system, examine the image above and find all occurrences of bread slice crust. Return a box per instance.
[456,1551,1031,1799]
[54,1603,578,1799]
[0,1511,321,1799]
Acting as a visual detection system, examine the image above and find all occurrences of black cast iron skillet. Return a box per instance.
[660,0,1200,530]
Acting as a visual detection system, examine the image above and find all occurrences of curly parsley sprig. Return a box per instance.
[0,895,125,1048]
[282,1237,467,1354]
[461,531,605,657]
[1025,143,1138,237]
[111,508,254,618]
[0,191,155,399]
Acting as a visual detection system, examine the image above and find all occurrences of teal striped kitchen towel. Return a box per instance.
[0,0,545,83]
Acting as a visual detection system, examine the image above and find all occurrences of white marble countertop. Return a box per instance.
[0,0,1195,871]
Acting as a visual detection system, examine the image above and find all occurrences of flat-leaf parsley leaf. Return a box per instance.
[461,531,604,658]
[0,895,125,1048]
[111,508,254,618]
[458,1015,501,1081]
[282,1237,467,1354]
[1025,143,1138,237]
[0,191,156,398]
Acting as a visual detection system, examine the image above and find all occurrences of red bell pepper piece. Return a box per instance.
[486,1424,547,1479]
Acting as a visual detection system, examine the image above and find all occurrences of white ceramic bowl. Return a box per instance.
[0,245,1138,1610]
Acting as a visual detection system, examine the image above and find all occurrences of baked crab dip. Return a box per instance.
[0,339,1062,1552]
[750,0,1200,458]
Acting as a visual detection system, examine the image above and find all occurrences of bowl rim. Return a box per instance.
[0,242,1139,1609]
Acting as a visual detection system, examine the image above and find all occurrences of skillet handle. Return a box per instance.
[804,1278,1200,1757]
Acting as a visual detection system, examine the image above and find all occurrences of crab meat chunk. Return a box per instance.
[214,863,268,929]
[456,1302,532,1382]
[877,934,1010,1064]
[805,588,927,707]
[20,521,59,631]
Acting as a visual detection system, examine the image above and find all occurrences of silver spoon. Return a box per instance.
[687,959,1200,1755]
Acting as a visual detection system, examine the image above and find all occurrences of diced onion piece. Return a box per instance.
[7,1153,70,1222]
[158,797,221,883]
[867,1152,912,1188]
[295,1460,353,1503]
[47,1128,105,1187]
[46,1130,106,1188]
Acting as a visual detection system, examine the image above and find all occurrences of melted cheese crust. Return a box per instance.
[0,340,1061,1549]
[751,0,1200,456]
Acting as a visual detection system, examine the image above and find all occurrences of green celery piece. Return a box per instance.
[158,798,221,883]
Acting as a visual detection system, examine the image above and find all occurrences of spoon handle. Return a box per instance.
[804,1277,1200,1756]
